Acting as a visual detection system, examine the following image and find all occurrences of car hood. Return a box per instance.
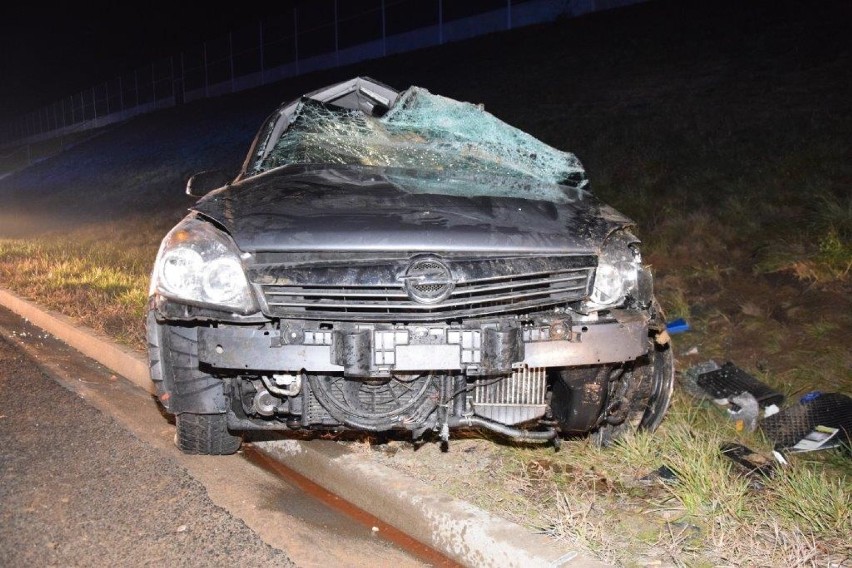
[191,165,633,254]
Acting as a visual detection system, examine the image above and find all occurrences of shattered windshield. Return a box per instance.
[253,87,587,194]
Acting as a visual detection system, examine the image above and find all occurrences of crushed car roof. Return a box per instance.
[245,77,587,189]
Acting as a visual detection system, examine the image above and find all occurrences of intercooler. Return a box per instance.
[472,366,547,425]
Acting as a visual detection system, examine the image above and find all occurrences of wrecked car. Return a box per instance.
[147,77,674,455]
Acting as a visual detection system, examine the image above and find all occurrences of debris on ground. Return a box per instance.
[695,362,785,408]
[682,361,784,430]
[761,392,852,451]
[665,318,690,334]
[728,392,760,432]
[684,361,851,456]
[720,443,777,487]
[680,360,721,401]
[639,465,678,485]
[682,346,700,356]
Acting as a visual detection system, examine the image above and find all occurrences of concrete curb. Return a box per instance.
[0,287,607,568]
[257,440,605,568]
[0,289,152,394]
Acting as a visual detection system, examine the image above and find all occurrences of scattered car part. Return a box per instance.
[761,392,852,450]
[695,362,784,408]
[720,443,775,476]
[665,318,690,334]
[728,392,760,432]
[639,464,678,485]
[720,443,777,489]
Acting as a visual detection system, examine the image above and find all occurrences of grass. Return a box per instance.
[0,218,169,347]
[364,398,849,565]
[389,397,850,566]
[755,192,852,284]
[769,465,851,538]
[0,0,850,565]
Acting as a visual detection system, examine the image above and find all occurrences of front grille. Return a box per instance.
[249,254,595,322]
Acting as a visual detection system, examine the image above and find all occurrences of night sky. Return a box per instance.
[0,1,280,122]
[0,0,516,125]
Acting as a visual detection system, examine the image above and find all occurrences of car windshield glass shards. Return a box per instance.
[256,87,587,192]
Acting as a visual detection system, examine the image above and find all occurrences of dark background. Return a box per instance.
[0,1,276,121]
[0,0,519,123]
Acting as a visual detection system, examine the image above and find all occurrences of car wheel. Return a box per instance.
[175,412,242,455]
[148,311,240,455]
[594,338,675,447]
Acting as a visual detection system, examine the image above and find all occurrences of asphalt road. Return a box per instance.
[0,332,297,566]
[0,310,428,567]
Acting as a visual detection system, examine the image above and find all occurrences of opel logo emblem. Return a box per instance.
[401,256,455,304]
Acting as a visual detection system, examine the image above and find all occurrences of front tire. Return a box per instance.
[593,339,675,446]
[175,412,242,455]
[147,310,242,455]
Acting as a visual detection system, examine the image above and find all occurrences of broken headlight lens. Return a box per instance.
[150,217,257,313]
[589,231,641,308]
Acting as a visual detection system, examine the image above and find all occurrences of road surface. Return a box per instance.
[0,307,431,567]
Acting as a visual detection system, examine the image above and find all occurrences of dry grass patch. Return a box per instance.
[0,217,172,349]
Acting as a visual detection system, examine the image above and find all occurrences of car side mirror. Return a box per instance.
[186,170,233,197]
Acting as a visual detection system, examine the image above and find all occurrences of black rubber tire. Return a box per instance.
[593,340,675,447]
[148,311,230,415]
[148,310,241,455]
[175,412,242,455]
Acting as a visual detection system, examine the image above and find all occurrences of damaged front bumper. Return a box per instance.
[191,309,650,377]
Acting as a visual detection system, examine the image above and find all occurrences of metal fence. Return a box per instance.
[0,0,645,148]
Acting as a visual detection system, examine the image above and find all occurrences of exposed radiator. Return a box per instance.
[473,366,547,425]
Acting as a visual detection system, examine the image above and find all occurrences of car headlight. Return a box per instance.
[589,230,645,308]
[150,217,257,313]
